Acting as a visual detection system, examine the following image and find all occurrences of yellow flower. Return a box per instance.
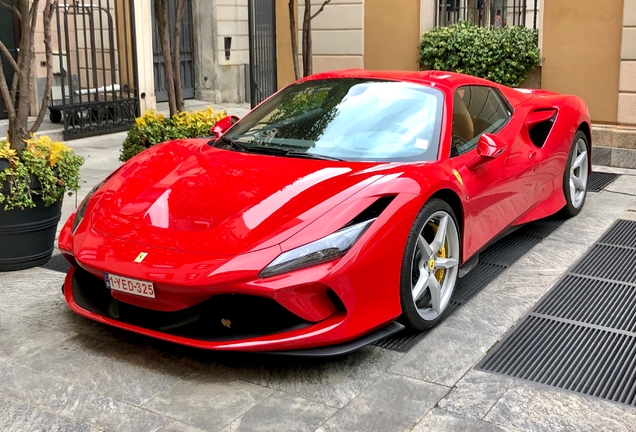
[23,135,72,167]
[0,142,17,162]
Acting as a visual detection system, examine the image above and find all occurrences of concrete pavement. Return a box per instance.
[2,127,636,431]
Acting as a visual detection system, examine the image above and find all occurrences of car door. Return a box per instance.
[448,85,541,258]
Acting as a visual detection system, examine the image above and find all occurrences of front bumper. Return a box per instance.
[63,265,402,353]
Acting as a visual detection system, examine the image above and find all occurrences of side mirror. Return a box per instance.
[476,134,507,159]
[467,134,507,171]
[212,115,240,138]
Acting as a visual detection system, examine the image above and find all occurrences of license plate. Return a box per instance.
[105,273,156,299]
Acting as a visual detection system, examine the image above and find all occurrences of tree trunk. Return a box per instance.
[172,0,187,112]
[288,0,300,80]
[302,0,312,77]
[31,0,56,134]
[154,0,178,116]
[11,0,39,152]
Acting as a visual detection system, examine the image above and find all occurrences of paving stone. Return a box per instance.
[438,370,513,420]
[221,391,336,432]
[143,372,273,432]
[605,174,636,196]
[0,267,65,312]
[159,422,208,432]
[414,409,512,432]
[232,346,403,409]
[486,381,636,432]
[547,191,632,247]
[317,373,448,432]
[13,334,201,406]
[389,324,498,388]
[0,310,75,362]
[0,362,166,432]
[0,393,98,432]
[592,165,636,175]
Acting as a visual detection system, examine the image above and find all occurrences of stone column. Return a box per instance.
[133,0,156,112]
[192,0,221,103]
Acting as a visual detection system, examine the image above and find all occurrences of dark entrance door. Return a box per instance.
[248,0,277,108]
[51,0,140,140]
[0,7,18,120]
[152,0,195,103]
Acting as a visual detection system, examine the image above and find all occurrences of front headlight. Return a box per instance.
[72,182,104,234]
[260,219,376,278]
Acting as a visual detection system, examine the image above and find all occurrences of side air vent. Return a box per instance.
[526,108,557,148]
[344,196,396,228]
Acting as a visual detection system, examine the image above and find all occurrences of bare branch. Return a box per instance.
[0,51,16,123]
[172,0,187,112]
[0,41,18,73]
[0,0,22,20]
[310,0,332,20]
[289,0,299,80]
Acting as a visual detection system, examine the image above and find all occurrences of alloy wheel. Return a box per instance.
[410,211,460,321]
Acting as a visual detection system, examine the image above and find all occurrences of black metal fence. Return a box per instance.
[51,0,139,140]
[248,0,277,108]
[438,0,539,29]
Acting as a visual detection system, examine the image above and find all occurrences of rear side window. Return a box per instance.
[451,86,512,156]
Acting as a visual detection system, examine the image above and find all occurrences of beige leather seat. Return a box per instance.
[452,92,475,143]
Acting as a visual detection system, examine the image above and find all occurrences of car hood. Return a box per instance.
[91,140,390,256]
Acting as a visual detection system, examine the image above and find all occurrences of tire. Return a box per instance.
[49,109,62,124]
[560,131,589,218]
[399,198,461,331]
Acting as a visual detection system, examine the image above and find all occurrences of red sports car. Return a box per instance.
[59,70,591,355]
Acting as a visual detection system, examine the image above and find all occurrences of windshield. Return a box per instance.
[218,79,444,162]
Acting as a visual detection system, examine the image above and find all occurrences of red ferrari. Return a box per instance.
[59,70,591,355]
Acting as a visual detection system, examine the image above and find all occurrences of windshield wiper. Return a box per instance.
[286,152,345,162]
[214,136,249,152]
[216,139,345,162]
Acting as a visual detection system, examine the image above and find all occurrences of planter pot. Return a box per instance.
[0,195,63,272]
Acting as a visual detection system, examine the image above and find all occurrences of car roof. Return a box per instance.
[300,69,502,90]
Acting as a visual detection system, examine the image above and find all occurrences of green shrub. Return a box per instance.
[0,136,84,210]
[419,22,541,88]
[120,107,228,162]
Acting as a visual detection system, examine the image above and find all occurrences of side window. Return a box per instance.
[451,86,511,157]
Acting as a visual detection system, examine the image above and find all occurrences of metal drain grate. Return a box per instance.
[375,217,565,352]
[587,172,620,192]
[478,219,636,406]
[598,219,636,248]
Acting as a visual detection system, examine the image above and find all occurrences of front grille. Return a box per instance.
[72,268,311,342]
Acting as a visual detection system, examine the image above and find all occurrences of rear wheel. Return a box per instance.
[399,199,461,331]
[561,131,589,217]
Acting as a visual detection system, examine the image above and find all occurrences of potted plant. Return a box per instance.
[0,137,83,271]
[0,0,84,271]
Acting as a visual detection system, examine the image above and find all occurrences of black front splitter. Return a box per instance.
[266,321,405,357]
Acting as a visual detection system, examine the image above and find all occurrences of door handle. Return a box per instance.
[528,151,537,161]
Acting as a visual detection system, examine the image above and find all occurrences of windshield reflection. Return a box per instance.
[219,79,444,163]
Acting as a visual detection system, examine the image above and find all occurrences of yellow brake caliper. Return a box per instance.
[427,222,447,283]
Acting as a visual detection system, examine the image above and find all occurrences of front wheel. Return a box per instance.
[399,199,461,331]
[561,131,589,218]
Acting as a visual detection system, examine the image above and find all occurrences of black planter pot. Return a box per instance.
[0,195,63,272]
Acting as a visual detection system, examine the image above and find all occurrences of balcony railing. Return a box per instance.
[438,0,539,30]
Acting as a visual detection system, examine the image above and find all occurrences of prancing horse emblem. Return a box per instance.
[134,252,148,263]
